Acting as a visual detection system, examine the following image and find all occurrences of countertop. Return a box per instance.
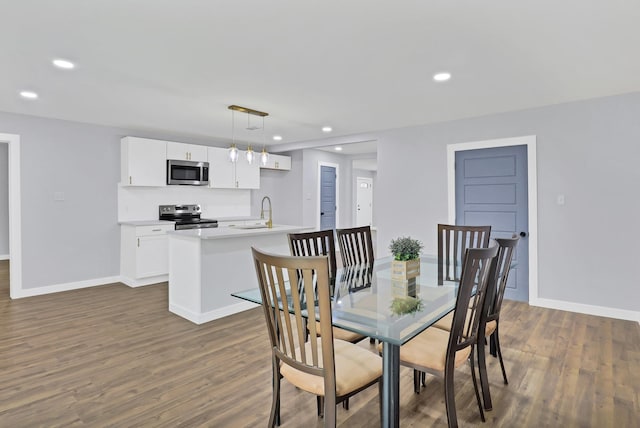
[119,220,175,226]
[167,224,310,240]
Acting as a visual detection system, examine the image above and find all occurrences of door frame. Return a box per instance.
[0,133,23,299]
[446,135,538,304]
[317,161,340,230]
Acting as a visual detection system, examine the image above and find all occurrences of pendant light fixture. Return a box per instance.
[228,105,269,164]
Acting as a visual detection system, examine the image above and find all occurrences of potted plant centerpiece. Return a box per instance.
[389,236,423,282]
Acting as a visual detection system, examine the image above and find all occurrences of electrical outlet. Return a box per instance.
[54,192,65,201]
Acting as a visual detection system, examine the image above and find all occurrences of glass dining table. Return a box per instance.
[232,255,460,428]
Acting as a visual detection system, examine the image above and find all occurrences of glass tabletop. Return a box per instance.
[232,255,460,346]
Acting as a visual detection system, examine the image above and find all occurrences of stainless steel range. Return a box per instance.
[159,204,218,230]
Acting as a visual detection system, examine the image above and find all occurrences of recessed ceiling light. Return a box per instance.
[433,72,451,82]
[272,135,283,141]
[334,147,343,151]
[322,126,333,133]
[20,91,38,99]
[53,59,75,69]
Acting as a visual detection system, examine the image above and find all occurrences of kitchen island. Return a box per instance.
[167,224,310,324]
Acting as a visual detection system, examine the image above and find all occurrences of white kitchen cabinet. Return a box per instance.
[167,142,208,162]
[260,153,291,171]
[120,223,174,287]
[235,152,261,189]
[207,147,235,188]
[207,147,260,189]
[121,137,167,186]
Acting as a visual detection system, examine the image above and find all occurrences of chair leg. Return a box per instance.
[370,337,376,344]
[270,359,281,427]
[489,332,497,357]
[421,371,426,387]
[343,398,349,410]
[413,369,421,393]
[317,396,324,417]
[325,393,337,427]
[495,324,509,385]
[469,346,486,422]
[443,360,459,428]
[477,333,493,410]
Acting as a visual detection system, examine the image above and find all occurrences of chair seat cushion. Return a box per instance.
[485,320,497,336]
[314,320,366,343]
[280,338,382,397]
[433,309,496,338]
[384,327,471,372]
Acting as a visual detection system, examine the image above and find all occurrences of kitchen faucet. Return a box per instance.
[260,196,273,228]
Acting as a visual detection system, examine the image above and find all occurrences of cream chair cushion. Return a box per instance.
[314,320,366,343]
[434,310,497,338]
[382,327,471,372]
[280,338,382,397]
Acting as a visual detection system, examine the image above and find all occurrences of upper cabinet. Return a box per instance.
[166,142,208,162]
[207,147,235,188]
[122,136,287,188]
[260,153,292,171]
[207,147,260,189]
[121,137,167,186]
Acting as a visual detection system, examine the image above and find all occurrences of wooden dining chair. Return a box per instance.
[336,225,375,267]
[476,235,519,409]
[437,224,491,285]
[288,230,366,344]
[382,245,498,428]
[252,248,382,427]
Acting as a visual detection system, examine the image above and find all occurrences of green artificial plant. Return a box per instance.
[389,236,423,261]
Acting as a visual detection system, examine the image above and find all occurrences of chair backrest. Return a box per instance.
[251,247,336,392]
[288,230,338,280]
[336,226,375,267]
[437,224,492,285]
[484,236,520,323]
[448,245,498,354]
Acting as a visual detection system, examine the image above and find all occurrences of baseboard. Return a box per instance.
[531,297,640,323]
[169,301,259,325]
[120,275,168,288]
[12,275,122,299]
[0,254,9,260]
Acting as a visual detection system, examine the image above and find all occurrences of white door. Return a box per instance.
[356,177,373,226]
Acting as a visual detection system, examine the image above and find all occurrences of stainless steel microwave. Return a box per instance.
[167,159,209,185]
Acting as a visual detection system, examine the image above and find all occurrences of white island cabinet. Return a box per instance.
[167,225,309,324]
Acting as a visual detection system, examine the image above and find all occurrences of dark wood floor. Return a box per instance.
[0,260,638,427]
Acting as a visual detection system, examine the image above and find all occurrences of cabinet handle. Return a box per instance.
[137,238,140,247]
[152,229,161,232]
[129,176,132,185]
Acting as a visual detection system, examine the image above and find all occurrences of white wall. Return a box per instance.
[264,92,640,318]
[0,143,8,257]
[374,93,640,314]
[250,151,304,226]
[0,111,231,291]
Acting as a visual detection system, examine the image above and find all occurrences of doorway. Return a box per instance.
[0,133,22,298]
[318,162,339,230]
[447,135,538,303]
[355,177,373,226]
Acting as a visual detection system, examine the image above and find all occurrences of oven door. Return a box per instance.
[167,160,209,185]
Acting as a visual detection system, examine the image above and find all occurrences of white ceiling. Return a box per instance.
[2,1,639,149]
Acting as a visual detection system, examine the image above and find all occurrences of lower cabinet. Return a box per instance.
[120,224,174,286]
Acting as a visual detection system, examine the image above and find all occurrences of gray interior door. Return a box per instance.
[455,145,529,302]
[320,165,336,230]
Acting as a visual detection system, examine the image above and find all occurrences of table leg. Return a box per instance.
[381,342,400,428]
